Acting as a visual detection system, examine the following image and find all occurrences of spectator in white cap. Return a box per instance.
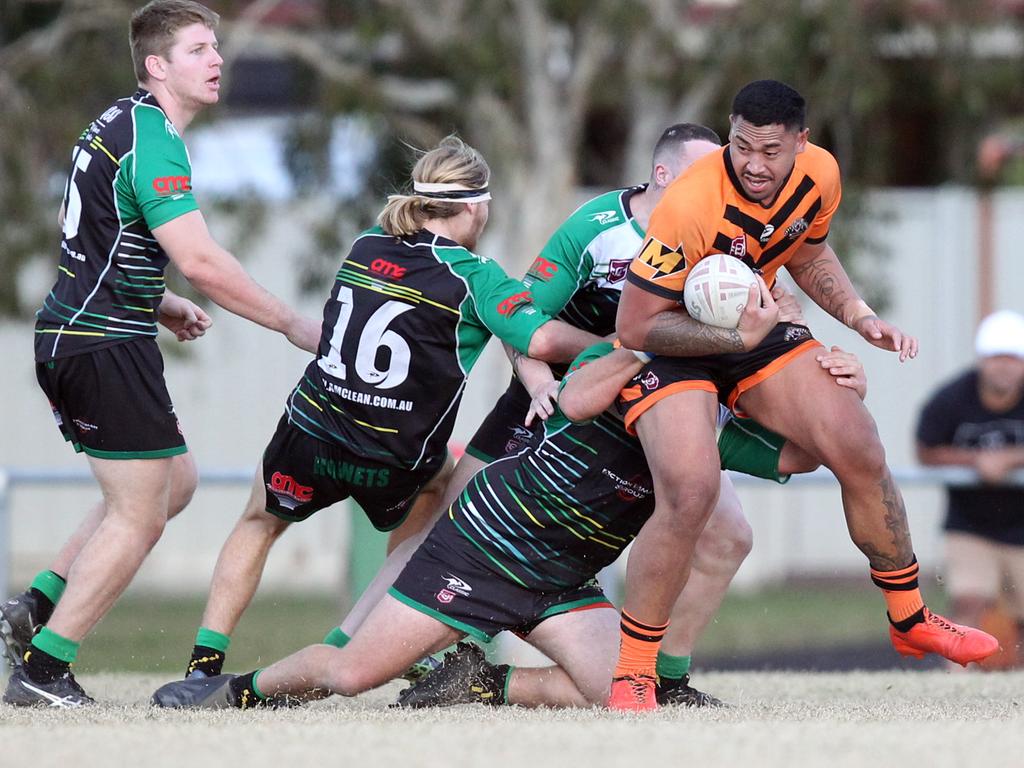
[915,309,1024,667]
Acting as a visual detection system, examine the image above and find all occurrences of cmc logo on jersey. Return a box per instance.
[370,258,407,279]
[152,176,192,196]
[497,290,533,316]
[266,471,313,511]
[527,256,558,281]
[637,238,684,276]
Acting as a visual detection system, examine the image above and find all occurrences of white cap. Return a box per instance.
[975,310,1024,359]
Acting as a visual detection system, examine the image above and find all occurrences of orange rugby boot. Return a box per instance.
[889,608,1000,667]
[608,674,658,712]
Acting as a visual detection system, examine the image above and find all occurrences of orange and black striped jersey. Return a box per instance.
[627,142,841,300]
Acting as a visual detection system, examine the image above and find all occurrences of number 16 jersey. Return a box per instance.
[287,227,551,470]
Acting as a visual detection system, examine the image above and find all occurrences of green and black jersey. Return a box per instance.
[449,342,655,591]
[524,186,645,338]
[35,89,198,361]
[287,227,551,470]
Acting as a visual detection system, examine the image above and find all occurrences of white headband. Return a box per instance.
[412,181,491,203]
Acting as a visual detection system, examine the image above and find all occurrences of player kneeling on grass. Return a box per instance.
[150,333,865,711]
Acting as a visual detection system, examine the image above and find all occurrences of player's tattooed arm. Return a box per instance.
[644,308,745,354]
[638,277,777,355]
[789,242,918,361]
[786,242,866,327]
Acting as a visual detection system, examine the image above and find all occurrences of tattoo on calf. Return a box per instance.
[862,471,915,572]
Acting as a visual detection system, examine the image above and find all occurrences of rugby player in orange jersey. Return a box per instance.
[609,79,997,710]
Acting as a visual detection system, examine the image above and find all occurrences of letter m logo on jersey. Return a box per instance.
[637,238,684,277]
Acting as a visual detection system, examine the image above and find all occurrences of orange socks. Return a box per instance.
[871,556,925,628]
[614,610,668,678]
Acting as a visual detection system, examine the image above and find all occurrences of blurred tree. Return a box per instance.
[2,0,1024,317]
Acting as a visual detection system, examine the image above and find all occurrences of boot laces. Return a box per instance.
[927,610,965,637]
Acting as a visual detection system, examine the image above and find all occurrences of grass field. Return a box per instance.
[71,580,920,674]
[1,670,1021,768]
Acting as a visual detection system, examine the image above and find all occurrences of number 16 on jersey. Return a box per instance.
[317,286,415,390]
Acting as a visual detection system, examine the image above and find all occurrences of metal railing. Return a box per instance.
[2,465,1022,602]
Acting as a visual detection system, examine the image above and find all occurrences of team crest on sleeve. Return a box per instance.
[607,259,631,282]
[637,238,684,277]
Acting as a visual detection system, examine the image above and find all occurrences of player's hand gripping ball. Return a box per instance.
[683,253,759,329]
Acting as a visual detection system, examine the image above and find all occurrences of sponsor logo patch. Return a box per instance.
[497,290,533,316]
[637,238,684,277]
[504,425,535,454]
[266,471,314,511]
[589,211,620,225]
[442,574,473,596]
[641,370,660,390]
[370,258,407,279]
[436,589,456,604]
[152,176,191,196]
[527,256,558,281]
[759,224,775,246]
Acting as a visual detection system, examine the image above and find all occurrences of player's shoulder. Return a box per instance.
[129,91,182,141]
[798,142,841,186]
[660,148,729,207]
[556,187,638,237]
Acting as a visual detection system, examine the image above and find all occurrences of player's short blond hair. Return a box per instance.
[130,0,219,83]
[378,136,491,237]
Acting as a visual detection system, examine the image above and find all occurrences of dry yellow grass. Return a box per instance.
[1,671,1022,768]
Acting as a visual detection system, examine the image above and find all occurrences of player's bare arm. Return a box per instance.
[525,320,602,362]
[558,347,646,423]
[504,343,559,425]
[158,289,212,342]
[617,275,778,355]
[154,210,320,353]
[786,241,918,361]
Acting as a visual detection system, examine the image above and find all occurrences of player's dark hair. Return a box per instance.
[378,136,491,237]
[652,123,721,168]
[130,0,219,84]
[731,80,806,131]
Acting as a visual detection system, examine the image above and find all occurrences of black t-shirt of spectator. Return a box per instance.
[916,369,1024,544]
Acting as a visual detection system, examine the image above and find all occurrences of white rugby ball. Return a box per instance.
[683,253,758,329]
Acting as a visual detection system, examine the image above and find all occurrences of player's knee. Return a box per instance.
[138,514,168,550]
[655,470,721,530]
[819,416,886,478]
[167,461,198,519]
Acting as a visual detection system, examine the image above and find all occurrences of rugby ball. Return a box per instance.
[683,253,758,329]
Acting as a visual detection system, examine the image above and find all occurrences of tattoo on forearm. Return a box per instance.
[509,349,525,372]
[643,311,744,355]
[788,257,853,323]
[860,470,915,571]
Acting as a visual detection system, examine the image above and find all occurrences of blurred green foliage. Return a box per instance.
[3,0,1024,316]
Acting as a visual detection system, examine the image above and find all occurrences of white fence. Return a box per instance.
[3,465,1020,602]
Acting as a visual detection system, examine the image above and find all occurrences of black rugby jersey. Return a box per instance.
[286,227,551,470]
[35,90,199,360]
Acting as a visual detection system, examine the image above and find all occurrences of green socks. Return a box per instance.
[656,651,692,681]
[24,627,79,683]
[187,627,231,678]
[28,570,67,625]
[323,627,351,648]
